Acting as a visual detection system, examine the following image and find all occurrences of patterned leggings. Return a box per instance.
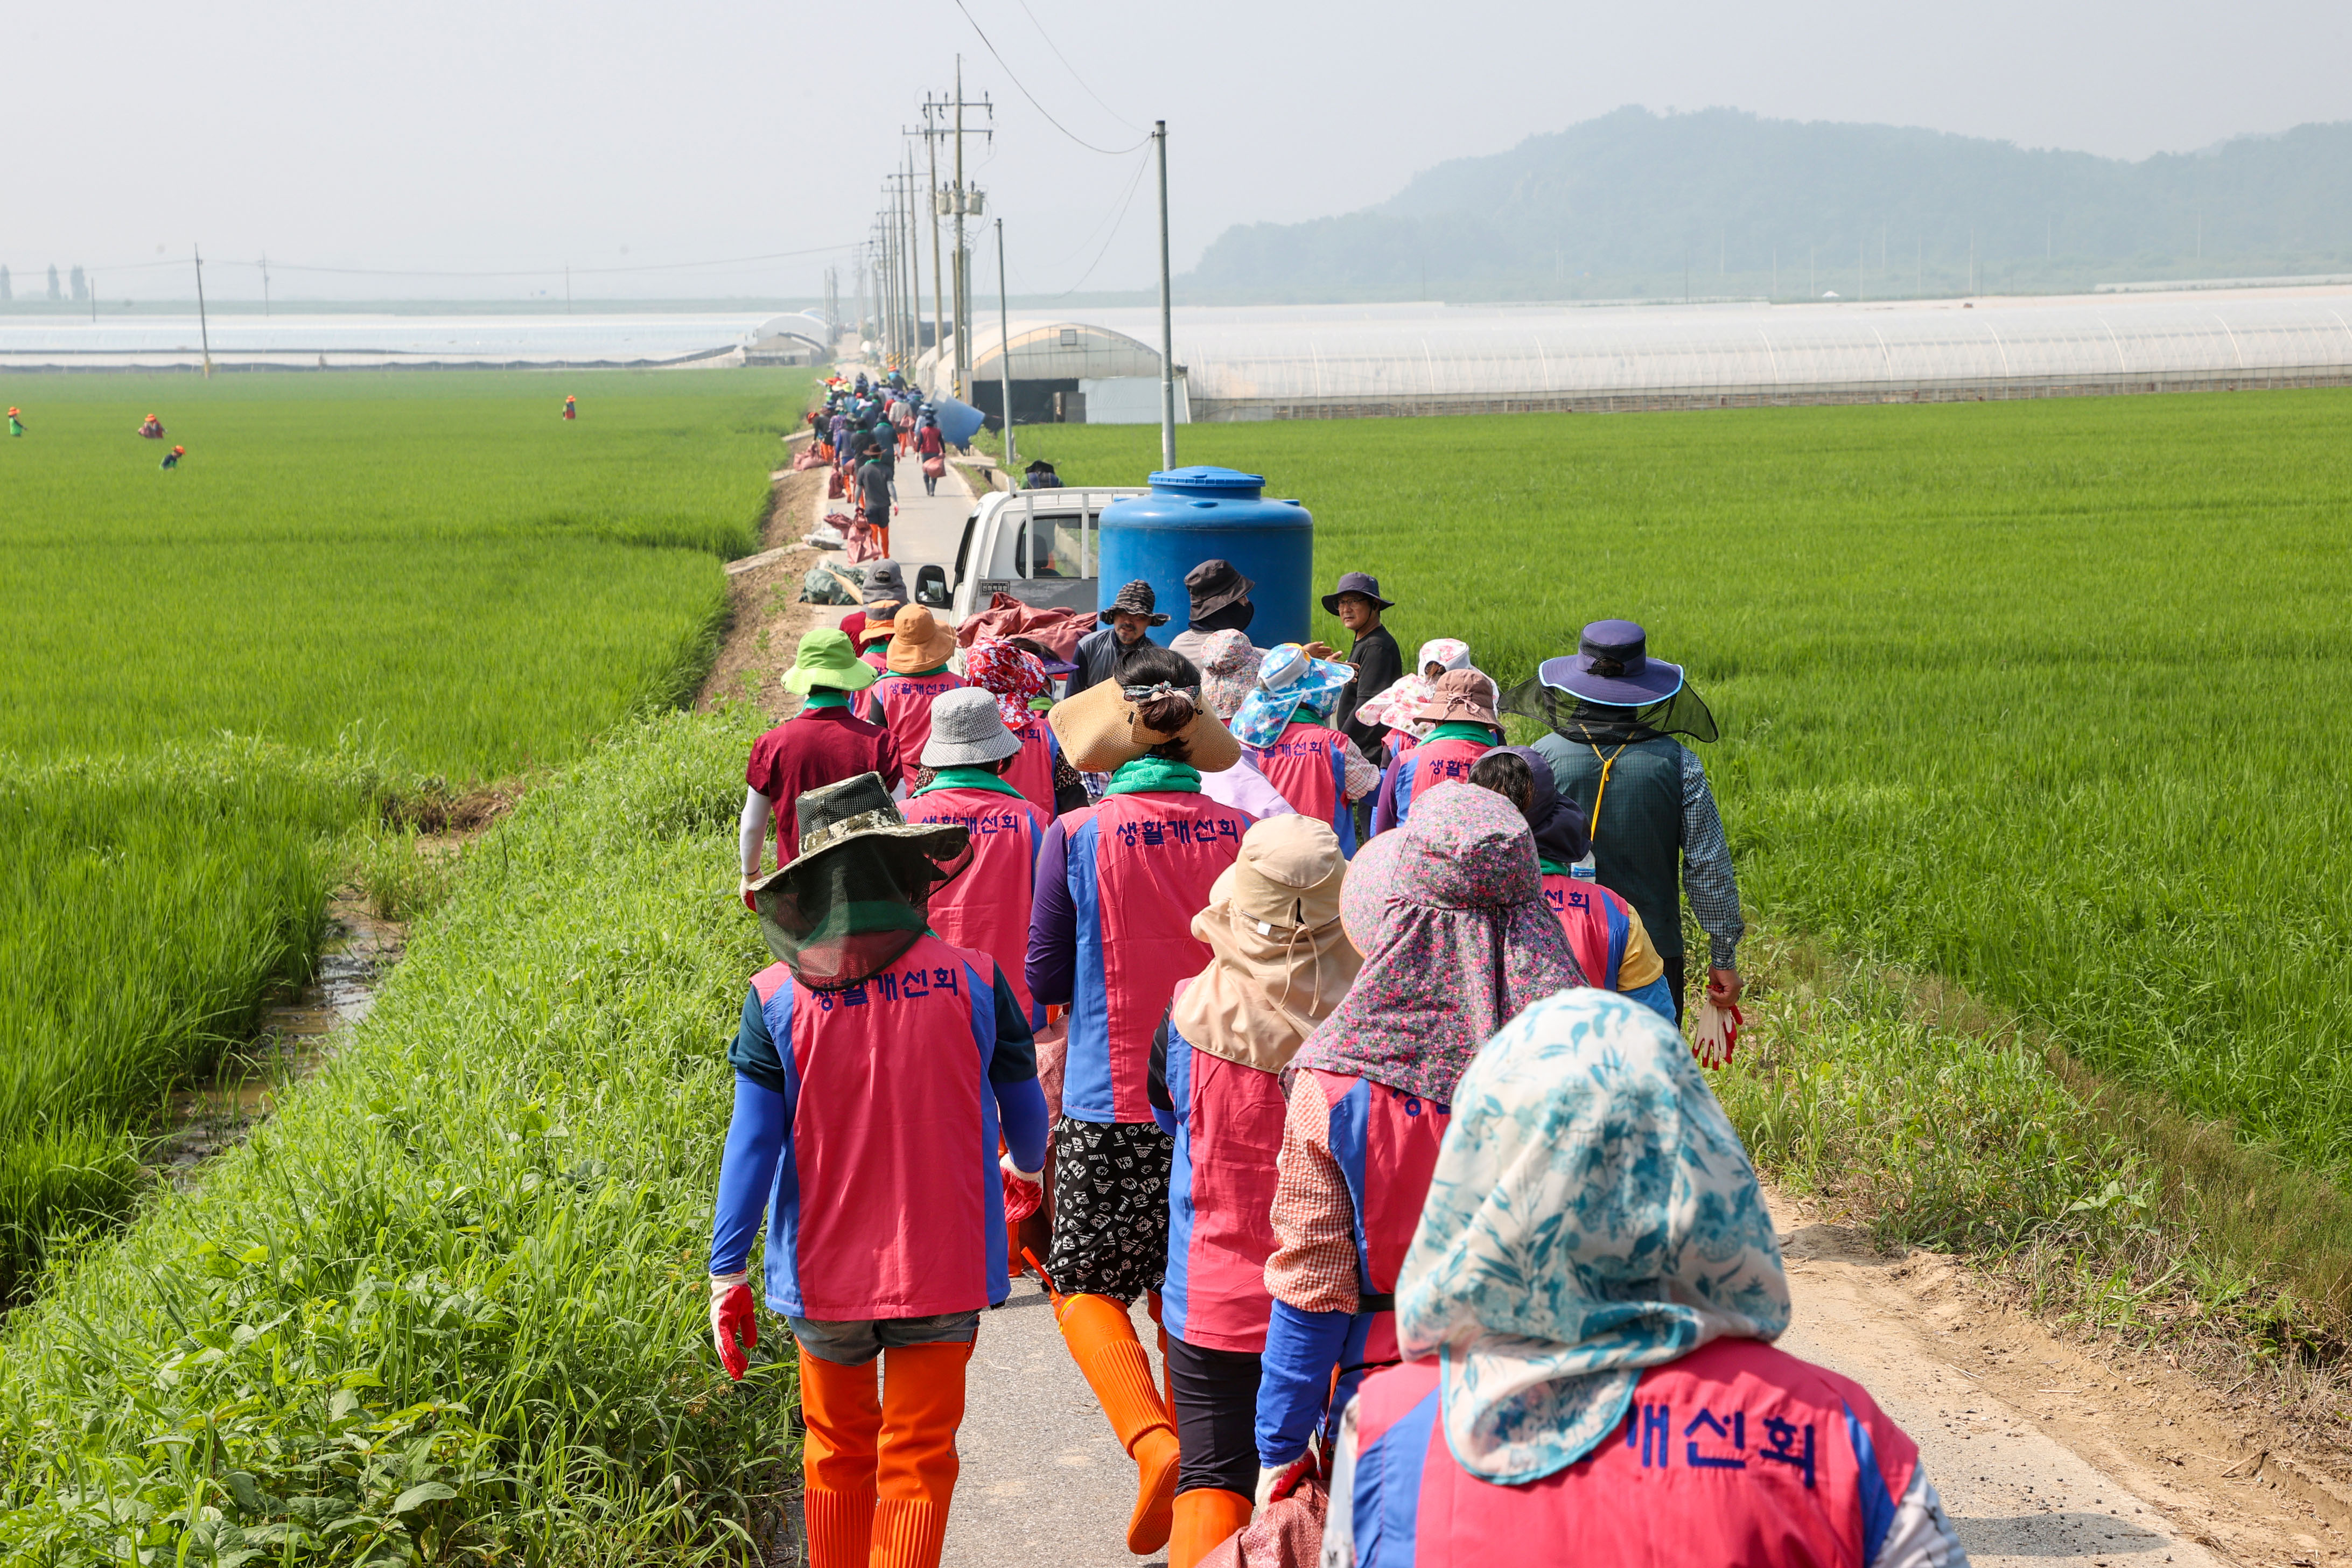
[1045,1116,1173,1303]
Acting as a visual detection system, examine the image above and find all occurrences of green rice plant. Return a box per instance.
[342,822,465,924]
[1002,393,2352,1179]
[0,708,792,1565]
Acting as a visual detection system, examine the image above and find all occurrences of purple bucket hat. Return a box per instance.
[1537,619,1684,708]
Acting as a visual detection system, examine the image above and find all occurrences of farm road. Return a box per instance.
[941,1185,2351,1566]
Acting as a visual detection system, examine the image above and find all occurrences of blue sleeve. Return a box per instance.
[997,1076,1049,1172]
[1371,758,1401,836]
[709,1072,788,1278]
[1625,975,1675,1022]
[728,985,789,1095]
[1256,1300,1354,1467]
[1026,818,1077,1007]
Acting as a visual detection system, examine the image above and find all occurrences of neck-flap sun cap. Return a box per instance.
[748,772,973,989]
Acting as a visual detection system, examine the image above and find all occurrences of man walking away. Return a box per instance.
[1514,618,1742,1024]
[858,451,895,559]
[1069,580,1170,698]
[915,416,946,496]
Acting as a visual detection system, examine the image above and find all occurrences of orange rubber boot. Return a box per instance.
[797,1349,883,1568]
[869,1340,971,1568]
[1056,1293,1180,1555]
[1168,1488,1254,1568]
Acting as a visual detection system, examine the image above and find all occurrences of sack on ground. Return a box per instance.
[800,561,865,605]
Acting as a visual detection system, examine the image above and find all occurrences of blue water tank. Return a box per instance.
[1098,467,1314,649]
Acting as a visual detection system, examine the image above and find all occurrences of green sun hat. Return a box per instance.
[783,628,880,694]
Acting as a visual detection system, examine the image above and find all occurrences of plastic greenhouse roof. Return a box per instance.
[1051,290,2352,401]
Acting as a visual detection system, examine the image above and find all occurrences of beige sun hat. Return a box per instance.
[1047,670,1243,774]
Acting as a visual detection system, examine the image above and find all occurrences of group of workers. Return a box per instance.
[809,371,956,559]
[707,548,1969,1568]
[7,404,188,466]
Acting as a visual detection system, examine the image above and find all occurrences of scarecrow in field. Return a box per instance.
[1503,618,1742,1034]
[160,444,184,470]
[6,407,22,438]
[561,394,577,421]
[708,772,1048,1568]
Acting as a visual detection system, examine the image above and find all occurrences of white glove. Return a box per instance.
[1255,1451,1315,1509]
[998,1151,1043,1185]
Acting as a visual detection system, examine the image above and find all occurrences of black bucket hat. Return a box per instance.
[1185,558,1255,619]
[1320,570,1394,614]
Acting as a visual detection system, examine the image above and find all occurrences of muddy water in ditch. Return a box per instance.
[157,894,404,1174]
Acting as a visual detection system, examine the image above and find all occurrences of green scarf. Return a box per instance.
[800,691,852,710]
[1538,857,1573,878]
[1427,720,1499,746]
[894,663,953,680]
[1107,757,1202,796]
[1291,705,1324,726]
[915,765,1026,800]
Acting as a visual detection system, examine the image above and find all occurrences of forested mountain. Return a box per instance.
[1182,107,2352,302]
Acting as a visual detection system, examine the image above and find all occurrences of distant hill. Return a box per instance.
[1180,107,2352,303]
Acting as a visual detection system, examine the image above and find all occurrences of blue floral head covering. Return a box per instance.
[1394,987,1789,1484]
[1230,642,1352,748]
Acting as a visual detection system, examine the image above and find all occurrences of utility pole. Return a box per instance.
[88,269,97,324]
[1154,120,1176,471]
[997,219,1016,474]
[918,106,944,372]
[193,244,214,378]
[260,255,271,318]
[901,150,921,366]
[927,60,993,398]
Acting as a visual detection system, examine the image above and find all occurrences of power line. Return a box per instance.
[53,241,856,282]
[1008,0,1141,135]
[1044,149,1152,297]
[950,0,1149,156]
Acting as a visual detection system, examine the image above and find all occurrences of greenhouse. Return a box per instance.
[916,318,1186,426]
[1050,290,2352,419]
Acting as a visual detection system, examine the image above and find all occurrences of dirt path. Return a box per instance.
[1771,1184,2352,1566]
[699,454,831,722]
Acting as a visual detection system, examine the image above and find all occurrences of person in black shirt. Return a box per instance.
[1326,572,1403,761]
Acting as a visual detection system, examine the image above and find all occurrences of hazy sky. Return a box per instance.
[4,0,2345,303]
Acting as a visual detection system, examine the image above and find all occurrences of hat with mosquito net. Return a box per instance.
[748,772,974,990]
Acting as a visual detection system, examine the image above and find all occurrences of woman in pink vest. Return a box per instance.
[1146,815,1360,1565]
[1255,785,1583,1508]
[1233,643,1381,856]
[1467,747,1675,1022]
[962,638,1064,817]
[1370,669,1501,834]
[1320,988,1966,1568]
[709,773,1050,1568]
[902,689,1054,1024]
[865,606,965,767]
[1027,644,1255,1556]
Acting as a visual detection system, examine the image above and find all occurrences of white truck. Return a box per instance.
[908,486,1151,625]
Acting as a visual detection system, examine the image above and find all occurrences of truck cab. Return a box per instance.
[937,486,1149,626]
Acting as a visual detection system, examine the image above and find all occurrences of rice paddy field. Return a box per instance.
[1000,393,2352,1184]
[0,367,807,1299]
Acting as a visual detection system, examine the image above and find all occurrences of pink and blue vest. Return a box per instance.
[1346,1340,1920,1568]
[746,936,1013,1319]
[1059,790,1251,1124]
[1390,736,1490,827]
[903,786,1052,1021]
[1251,718,1358,856]
[867,670,964,768]
[1160,1013,1288,1352]
[1001,710,1063,818]
[1307,1068,1450,1402]
[1540,871,1635,991]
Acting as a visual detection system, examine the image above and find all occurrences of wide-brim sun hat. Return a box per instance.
[748,772,973,986]
[1196,629,1261,722]
[1412,668,1502,729]
[1538,619,1684,707]
[1047,672,1243,774]
[858,608,902,645]
[1184,558,1255,619]
[1105,579,1171,627]
[885,605,958,674]
[783,627,880,694]
[1320,570,1395,614]
[922,687,1023,767]
[862,559,908,607]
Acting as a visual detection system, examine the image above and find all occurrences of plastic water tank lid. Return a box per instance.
[1148,465,1264,493]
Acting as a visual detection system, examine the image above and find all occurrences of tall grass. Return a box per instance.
[0,709,788,1565]
[0,368,808,1300]
[1004,393,2352,1175]
[0,368,806,774]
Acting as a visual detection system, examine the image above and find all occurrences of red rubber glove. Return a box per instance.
[710,1275,758,1380]
[739,877,760,914]
[1000,1152,1044,1222]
